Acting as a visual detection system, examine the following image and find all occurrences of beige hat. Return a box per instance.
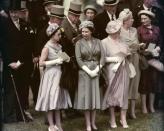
[104,0,119,5]
[138,10,155,18]
[68,1,82,15]
[118,8,132,21]
[43,0,56,6]
[49,5,64,18]
[84,5,97,14]
[106,20,122,34]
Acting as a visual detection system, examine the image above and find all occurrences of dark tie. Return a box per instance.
[111,14,114,21]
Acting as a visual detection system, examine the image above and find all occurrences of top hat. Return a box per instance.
[43,0,57,6]
[104,0,120,5]
[20,0,27,11]
[68,1,82,15]
[49,5,64,18]
[138,10,155,18]
[84,5,97,14]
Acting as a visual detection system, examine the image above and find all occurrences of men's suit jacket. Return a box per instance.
[61,17,79,42]
[0,14,25,65]
[93,11,111,40]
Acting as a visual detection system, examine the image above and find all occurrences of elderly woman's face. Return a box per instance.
[124,14,134,27]
[82,27,92,39]
[52,29,61,42]
[85,9,96,21]
[141,14,151,26]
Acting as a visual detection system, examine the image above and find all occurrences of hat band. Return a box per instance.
[69,9,81,14]
[105,0,117,4]
[50,13,64,18]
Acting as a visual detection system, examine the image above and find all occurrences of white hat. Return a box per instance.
[79,20,94,30]
[138,10,155,18]
[118,8,132,21]
[106,20,122,34]
[46,23,60,37]
[104,0,119,6]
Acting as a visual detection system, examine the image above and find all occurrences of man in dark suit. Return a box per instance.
[93,0,119,40]
[0,6,30,122]
[35,5,64,57]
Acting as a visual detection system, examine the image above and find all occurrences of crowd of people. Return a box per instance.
[0,0,164,131]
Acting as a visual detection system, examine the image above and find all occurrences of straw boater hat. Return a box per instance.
[48,5,64,18]
[106,20,122,34]
[43,0,56,6]
[84,5,97,14]
[68,1,82,15]
[104,0,120,5]
[138,10,155,18]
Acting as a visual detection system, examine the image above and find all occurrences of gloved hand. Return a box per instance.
[106,56,123,63]
[111,63,121,72]
[151,49,159,57]
[82,65,98,78]
[45,58,63,66]
[90,70,98,78]
[93,65,103,74]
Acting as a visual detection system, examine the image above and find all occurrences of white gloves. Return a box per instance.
[105,56,123,63]
[45,58,63,66]
[112,62,121,72]
[82,65,98,78]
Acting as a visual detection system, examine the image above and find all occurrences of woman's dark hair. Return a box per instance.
[139,13,154,21]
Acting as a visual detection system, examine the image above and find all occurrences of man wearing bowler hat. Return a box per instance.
[93,0,119,40]
[60,1,82,103]
[35,5,64,58]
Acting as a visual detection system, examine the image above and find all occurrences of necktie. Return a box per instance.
[111,14,114,21]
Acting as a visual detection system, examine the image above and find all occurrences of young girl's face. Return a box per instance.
[52,29,61,42]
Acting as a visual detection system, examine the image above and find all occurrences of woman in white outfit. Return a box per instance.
[102,20,135,129]
[35,23,72,131]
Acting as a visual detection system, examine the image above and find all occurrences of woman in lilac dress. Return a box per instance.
[137,10,161,114]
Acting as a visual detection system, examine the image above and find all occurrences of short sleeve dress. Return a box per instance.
[35,41,72,111]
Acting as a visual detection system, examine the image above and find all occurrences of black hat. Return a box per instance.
[43,0,57,6]
[104,0,119,5]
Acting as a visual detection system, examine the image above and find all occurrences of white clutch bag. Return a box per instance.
[57,52,70,62]
[129,63,136,78]
[148,59,164,72]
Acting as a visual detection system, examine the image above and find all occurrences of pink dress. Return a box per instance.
[101,36,131,110]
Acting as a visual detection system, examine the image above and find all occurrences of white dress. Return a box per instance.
[35,41,72,111]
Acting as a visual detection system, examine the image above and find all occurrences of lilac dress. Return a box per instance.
[35,41,72,111]
[102,36,131,110]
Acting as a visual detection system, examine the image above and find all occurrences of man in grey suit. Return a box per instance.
[61,1,82,103]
